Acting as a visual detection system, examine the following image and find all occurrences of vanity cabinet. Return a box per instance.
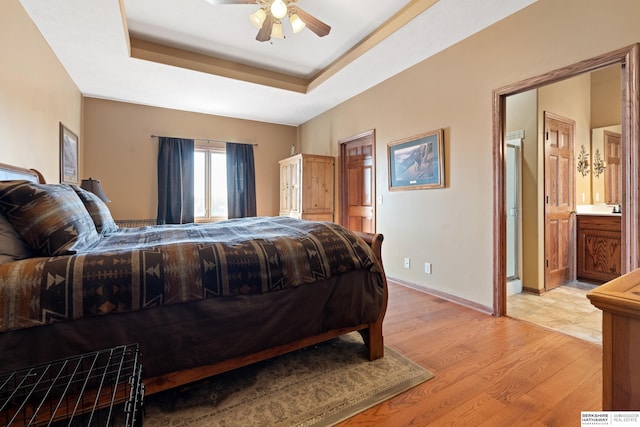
[279,154,334,222]
[576,215,621,283]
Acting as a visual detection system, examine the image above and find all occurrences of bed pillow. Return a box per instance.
[70,184,119,235]
[0,180,101,256]
[0,211,36,264]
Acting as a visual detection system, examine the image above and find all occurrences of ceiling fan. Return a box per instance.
[205,0,331,42]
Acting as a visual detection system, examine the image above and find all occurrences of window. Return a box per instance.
[194,146,227,221]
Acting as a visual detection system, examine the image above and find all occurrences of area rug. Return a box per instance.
[142,333,433,426]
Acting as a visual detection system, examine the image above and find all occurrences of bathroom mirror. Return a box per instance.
[591,124,621,205]
[588,64,622,206]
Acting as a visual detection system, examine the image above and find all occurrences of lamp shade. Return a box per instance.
[289,13,305,33]
[271,21,284,39]
[249,8,266,29]
[80,178,111,202]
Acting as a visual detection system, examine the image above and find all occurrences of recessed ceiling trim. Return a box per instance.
[118,0,131,57]
[308,0,439,92]
[122,0,437,94]
[130,37,309,93]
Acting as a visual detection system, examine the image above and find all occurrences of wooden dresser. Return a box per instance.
[576,214,621,283]
[587,270,640,410]
[279,154,334,222]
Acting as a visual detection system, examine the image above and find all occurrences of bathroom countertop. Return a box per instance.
[576,212,621,216]
[576,204,621,216]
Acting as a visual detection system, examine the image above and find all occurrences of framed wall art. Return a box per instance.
[59,122,79,184]
[388,128,444,191]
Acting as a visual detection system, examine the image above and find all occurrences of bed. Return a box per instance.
[0,162,387,395]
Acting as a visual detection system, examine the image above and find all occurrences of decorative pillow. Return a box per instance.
[0,180,101,256]
[70,184,119,235]
[0,211,36,264]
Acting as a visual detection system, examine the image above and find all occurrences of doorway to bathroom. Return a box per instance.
[492,44,640,321]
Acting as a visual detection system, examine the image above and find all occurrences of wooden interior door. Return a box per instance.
[604,130,622,205]
[544,112,575,291]
[339,130,375,233]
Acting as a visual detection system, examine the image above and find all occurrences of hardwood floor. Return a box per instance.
[341,280,602,427]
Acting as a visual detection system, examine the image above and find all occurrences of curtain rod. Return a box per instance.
[150,134,258,147]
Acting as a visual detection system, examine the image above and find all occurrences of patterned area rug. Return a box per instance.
[142,333,433,426]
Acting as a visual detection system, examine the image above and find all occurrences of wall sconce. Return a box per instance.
[576,145,590,177]
[80,178,111,202]
[593,149,606,179]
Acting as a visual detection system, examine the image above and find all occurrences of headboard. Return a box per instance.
[0,162,46,184]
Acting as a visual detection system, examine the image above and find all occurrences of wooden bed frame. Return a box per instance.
[0,162,388,395]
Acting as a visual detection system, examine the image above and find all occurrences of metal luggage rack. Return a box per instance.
[0,344,144,426]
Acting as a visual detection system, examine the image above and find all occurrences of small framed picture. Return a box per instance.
[388,129,444,191]
[59,122,78,184]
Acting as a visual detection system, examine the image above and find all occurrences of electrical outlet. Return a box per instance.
[424,262,432,274]
[404,257,410,269]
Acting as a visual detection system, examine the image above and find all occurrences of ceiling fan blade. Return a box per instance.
[205,0,255,4]
[256,12,274,42]
[294,7,331,37]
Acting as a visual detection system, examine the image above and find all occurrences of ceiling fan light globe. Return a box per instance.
[289,13,305,33]
[271,21,284,39]
[249,8,266,29]
[270,0,288,19]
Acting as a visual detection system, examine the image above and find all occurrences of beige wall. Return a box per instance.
[591,65,622,129]
[0,0,82,182]
[298,0,640,309]
[83,98,296,220]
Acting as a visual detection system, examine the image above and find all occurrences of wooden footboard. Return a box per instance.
[145,231,387,395]
[354,232,388,360]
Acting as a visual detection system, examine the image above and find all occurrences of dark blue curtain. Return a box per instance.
[226,142,257,218]
[157,137,194,224]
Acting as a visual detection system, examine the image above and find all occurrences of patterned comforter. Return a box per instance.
[0,216,381,333]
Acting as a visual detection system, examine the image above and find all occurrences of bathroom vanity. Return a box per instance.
[576,211,621,283]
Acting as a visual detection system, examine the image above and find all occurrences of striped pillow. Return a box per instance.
[70,185,119,235]
[0,180,100,256]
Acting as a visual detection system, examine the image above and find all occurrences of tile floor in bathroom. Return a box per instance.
[507,281,602,344]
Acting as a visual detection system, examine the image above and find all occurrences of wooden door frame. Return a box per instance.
[339,129,376,230]
[493,44,640,316]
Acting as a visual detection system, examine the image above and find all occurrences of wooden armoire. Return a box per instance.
[279,154,334,222]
